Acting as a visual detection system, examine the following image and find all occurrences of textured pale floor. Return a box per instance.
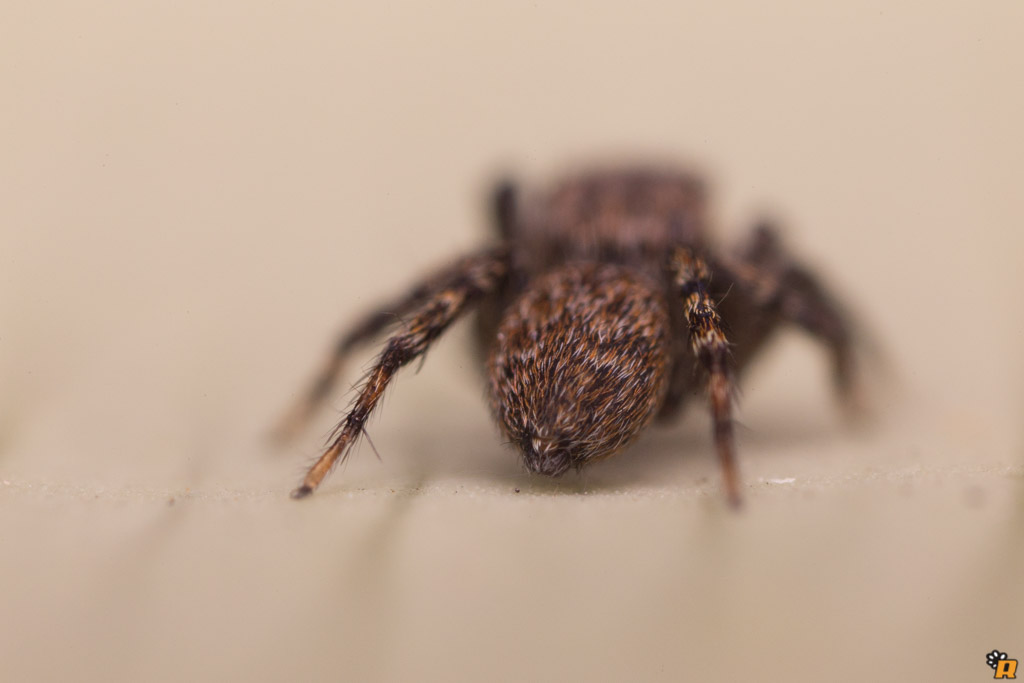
[2,2,1022,682]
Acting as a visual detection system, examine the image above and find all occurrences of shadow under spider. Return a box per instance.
[334,403,848,496]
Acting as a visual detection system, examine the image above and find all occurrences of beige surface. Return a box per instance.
[2,2,1022,682]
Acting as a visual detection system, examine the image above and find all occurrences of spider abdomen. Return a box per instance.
[488,262,671,476]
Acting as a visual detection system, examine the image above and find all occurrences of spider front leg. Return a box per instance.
[290,246,509,498]
[670,247,741,507]
[272,247,507,443]
[728,223,863,414]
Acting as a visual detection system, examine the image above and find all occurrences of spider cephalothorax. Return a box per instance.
[276,166,860,505]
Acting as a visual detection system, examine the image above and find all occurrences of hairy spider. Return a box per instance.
[276,166,861,505]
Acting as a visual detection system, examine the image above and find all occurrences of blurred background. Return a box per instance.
[1,2,1021,681]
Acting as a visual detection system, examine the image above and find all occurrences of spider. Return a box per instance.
[275,165,861,505]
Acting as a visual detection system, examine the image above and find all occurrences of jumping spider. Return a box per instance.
[276,166,861,505]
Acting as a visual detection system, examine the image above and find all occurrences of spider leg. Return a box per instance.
[726,223,862,413]
[290,246,509,498]
[670,247,741,507]
[272,246,508,442]
[490,178,518,238]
